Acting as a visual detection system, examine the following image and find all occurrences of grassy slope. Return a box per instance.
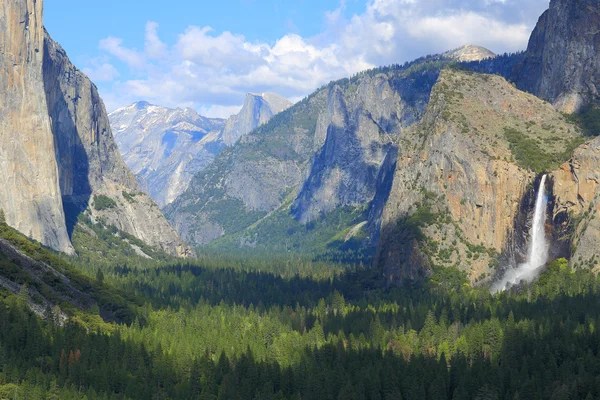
[0,219,142,327]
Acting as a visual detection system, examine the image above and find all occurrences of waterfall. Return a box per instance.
[494,175,549,292]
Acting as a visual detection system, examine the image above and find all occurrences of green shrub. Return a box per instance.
[122,191,138,203]
[565,106,600,137]
[504,127,583,173]
[93,195,117,211]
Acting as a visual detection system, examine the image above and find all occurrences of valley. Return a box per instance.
[2,0,600,398]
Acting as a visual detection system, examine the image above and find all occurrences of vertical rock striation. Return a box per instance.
[550,138,600,269]
[0,0,192,257]
[514,0,600,113]
[0,0,73,254]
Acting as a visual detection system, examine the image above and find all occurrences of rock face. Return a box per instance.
[165,57,448,250]
[0,0,192,257]
[444,45,496,62]
[110,102,225,207]
[514,0,600,113]
[0,0,73,254]
[292,75,417,224]
[376,69,581,284]
[110,94,290,208]
[221,93,292,146]
[550,138,600,269]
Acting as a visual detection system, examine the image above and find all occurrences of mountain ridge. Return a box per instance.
[111,93,292,207]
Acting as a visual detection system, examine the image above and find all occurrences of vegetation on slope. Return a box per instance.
[0,216,141,326]
[3,252,600,398]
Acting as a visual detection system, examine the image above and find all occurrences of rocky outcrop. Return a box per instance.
[0,0,73,254]
[292,74,416,224]
[550,138,600,269]
[444,45,496,62]
[514,0,600,113]
[110,102,225,207]
[221,93,292,146]
[376,69,581,284]
[0,0,192,257]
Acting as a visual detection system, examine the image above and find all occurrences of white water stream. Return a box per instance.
[494,175,548,291]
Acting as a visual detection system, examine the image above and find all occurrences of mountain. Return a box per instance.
[164,55,457,254]
[375,68,582,284]
[443,45,496,62]
[514,0,600,113]
[0,0,192,257]
[221,92,293,146]
[110,93,291,208]
[110,102,226,207]
[373,0,600,283]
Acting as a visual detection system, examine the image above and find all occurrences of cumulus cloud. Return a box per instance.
[82,61,120,82]
[91,0,549,117]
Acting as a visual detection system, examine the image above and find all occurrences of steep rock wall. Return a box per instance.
[0,0,73,254]
[514,0,600,112]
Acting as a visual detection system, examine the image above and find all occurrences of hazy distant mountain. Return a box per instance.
[110,102,226,207]
[443,44,496,62]
[111,93,292,207]
[221,93,293,146]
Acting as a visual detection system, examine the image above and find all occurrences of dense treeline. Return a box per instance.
[3,252,600,398]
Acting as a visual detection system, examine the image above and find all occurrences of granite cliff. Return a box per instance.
[514,0,600,113]
[0,0,192,257]
[0,0,73,254]
[375,69,582,284]
[221,93,292,146]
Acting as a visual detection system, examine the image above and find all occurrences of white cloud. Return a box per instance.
[145,21,168,59]
[198,104,243,119]
[91,0,550,117]
[82,62,120,82]
[98,37,145,70]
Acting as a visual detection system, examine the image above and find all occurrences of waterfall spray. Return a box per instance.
[494,175,549,291]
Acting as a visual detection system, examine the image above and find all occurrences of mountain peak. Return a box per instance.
[221,92,292,146]
[134,100,151,109]
[444,45,496,62]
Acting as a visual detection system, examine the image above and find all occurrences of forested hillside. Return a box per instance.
[2,227,600,399]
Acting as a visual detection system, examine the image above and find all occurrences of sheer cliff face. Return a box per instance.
[221,93,292,147]
[514,0,600,113]
[0,0,192,257]
[0,0,73,254]
[291,75,415,224]
[376,70,580,284]
[551,138,600,269]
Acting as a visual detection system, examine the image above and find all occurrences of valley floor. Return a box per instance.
[1,221,600,400]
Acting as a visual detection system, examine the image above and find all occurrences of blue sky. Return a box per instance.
[44,0,550,118]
